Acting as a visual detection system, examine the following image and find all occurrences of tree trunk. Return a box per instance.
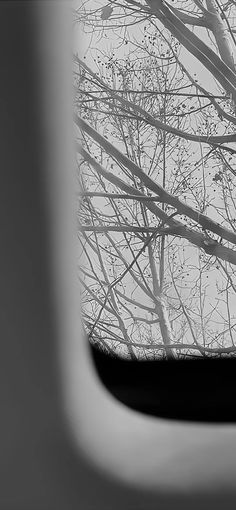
[206,0,235,72]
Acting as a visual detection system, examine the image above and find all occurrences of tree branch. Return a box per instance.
[77,118,236,248]
[145,0,236,102]
[78,144,236,265]
[76,56,236,148]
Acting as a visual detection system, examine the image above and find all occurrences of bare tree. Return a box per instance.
[75,0,236,359]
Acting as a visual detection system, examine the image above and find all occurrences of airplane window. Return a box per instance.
[3,3,236,509]
[75,0,236,420]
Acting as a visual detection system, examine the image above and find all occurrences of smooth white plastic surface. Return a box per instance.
[42,1,236,504]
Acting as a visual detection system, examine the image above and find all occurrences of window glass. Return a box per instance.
[75,0,236,361]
